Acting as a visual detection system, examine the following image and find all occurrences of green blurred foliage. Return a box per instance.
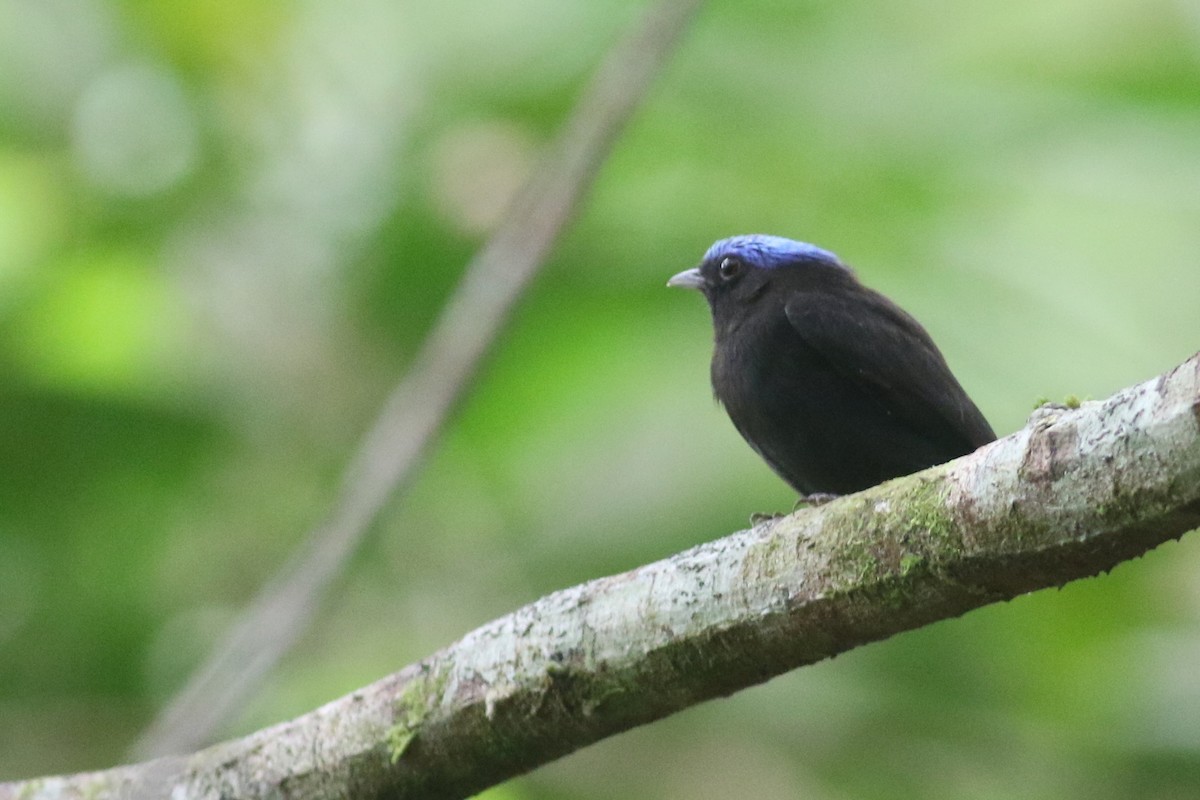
[1,0,1199,796]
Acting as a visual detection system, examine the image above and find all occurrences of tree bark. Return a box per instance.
[5,352,1199,799]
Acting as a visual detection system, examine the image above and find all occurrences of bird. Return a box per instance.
[668,234,995,499]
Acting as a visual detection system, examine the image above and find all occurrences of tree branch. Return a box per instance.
[131,0,706,760]
[7,354,1198,798]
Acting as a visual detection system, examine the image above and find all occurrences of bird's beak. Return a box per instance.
[666,267,705,291]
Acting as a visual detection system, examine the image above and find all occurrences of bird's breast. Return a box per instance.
[710,309,807,419]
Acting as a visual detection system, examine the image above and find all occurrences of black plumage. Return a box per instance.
[668,234,995,497]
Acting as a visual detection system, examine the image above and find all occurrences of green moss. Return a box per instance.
[1033,395,1088,411]
[386,727,417,763]
[897,478,956,551]
[820,474,958,594]
[838,537,884,582]
[386,663,451,764]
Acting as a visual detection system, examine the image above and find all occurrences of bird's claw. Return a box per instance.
[793,493,839,510]
[750,493,840,525]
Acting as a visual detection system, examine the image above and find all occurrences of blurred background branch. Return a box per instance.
[130,0,705,759]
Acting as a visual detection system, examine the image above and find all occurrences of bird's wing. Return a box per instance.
[784,288,995,450]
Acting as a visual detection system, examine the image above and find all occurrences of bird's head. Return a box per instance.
[667,235,853,313]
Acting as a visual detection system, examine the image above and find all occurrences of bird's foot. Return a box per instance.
[750,493,840,525]
[793,492,839,510]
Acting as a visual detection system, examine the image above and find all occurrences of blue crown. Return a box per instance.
[704,235,841,270]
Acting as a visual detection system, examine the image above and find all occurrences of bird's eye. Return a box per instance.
[719,257,743,280]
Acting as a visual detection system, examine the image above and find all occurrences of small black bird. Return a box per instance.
[668,234,995,498]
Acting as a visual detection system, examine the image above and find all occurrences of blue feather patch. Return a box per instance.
[704,235,842,270]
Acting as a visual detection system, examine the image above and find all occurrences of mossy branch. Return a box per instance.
[4,353,1199,799]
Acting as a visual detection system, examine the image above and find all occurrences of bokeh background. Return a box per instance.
[2,0,1200,796]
